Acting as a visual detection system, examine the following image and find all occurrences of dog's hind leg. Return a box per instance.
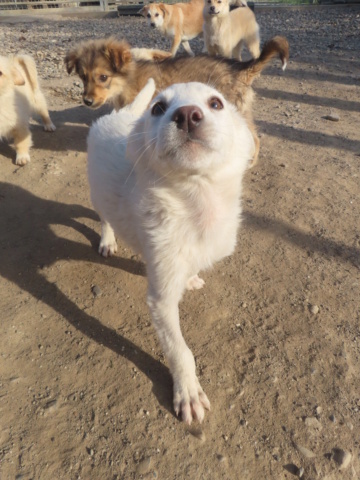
[98,219,118,257]
[32,88,56,132]
[247,32,261,59]
[12,125,32,166]
[181,41,195,57]
[233,40,244,61]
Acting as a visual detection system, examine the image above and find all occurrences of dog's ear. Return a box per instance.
[11,66,25,86]
[138,6,147,16]
[65,50,79,74]
[159,3,167,16]
[106,41,132,72]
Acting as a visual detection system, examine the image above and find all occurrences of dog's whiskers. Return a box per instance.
[124,136,157,185]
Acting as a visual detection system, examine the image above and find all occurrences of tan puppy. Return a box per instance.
[0,55,55,166]
[139,0,204,57]
[203,0,260,59]
[66,36,289,166]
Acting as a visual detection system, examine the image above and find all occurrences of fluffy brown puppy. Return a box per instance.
[65,36,289,166]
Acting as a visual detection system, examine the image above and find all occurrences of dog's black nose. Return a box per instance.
[210,5,215,12]
[84,98,93,107]
[172,106,203,133]
[150,22,156,27]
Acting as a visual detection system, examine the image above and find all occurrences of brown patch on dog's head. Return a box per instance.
[64,37,134,108]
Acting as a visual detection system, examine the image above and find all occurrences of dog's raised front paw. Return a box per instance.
[15,153,30,166]
[173,375,210,424]
[186,274,205,291]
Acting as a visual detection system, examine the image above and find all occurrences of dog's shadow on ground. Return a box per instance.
[0,181,174,415]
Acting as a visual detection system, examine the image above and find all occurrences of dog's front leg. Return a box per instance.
[98,219,117,257]
[170,32,182,57]
[147,280,210,424]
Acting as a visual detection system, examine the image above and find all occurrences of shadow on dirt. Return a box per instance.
[255,87,360,113]
[0,103,110,162]
[0,181,173,415]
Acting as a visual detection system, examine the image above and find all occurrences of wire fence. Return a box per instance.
[0,0,356,15]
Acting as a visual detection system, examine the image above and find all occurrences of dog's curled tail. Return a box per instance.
[15,55,40,93]
[245,36,289,84]
[126,78,156,117]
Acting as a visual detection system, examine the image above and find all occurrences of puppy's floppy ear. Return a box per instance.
[138,6,147,16]
[159,3,167,16]
[106,41,132,72]
[11,66,25,86]
[65,49,79,74]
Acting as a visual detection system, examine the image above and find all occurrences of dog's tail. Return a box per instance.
[243,36,289,85]
[14,55,40,93]
[126,78,156,117]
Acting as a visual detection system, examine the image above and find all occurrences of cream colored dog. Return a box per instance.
[139,0,204,56]
[87,79,255,424]
[203,0,260,59]
[0,55,55,165]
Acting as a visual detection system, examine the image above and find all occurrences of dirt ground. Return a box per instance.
[0,6,359,480]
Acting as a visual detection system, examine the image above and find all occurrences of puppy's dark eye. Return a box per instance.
[147,13,151,18]
[209,97,223,110]
[155,12,159,17]
[0,71,2,76]
[99,75,108,82]
[151,101,167,116]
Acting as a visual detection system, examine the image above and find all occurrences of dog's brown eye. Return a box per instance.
[151,101,167,116]
[209,97,223,110]
[155,12,159,17]
[0,71,2,76]
[99,75,108,82]
[147,13,151,18]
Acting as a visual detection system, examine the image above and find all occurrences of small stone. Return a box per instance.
[315,406,322,415]
[189,428,206,442]
[305,416,322,431]
[216,454,227,463]
[329,414,336,423]
[297,466,305,478]
[323,114,340,122]
[92,285,102,297]
[332,448,352,470]
[295,443,316,459]
[309,304,319,315]
[137,457,152,475]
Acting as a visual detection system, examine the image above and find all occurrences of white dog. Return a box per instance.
[87,79,255,424]
[0,55,55,165]
[203,0,260,60]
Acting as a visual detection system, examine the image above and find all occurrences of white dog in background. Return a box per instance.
[0,55,55,165]
[203,0,260,59]
[87,79,255,424]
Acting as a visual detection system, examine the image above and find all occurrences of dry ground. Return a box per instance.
[0,6,359,480]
